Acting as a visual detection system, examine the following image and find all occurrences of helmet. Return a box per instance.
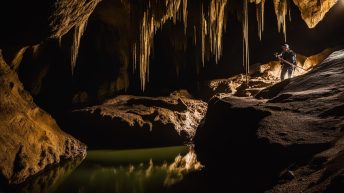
[282,44,289,49]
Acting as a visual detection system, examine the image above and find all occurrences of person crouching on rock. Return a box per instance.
[275,44,297,81]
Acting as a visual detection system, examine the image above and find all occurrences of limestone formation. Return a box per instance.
[293,0,338,28]
[195,50,344,192]
[0,51,86,184]
[68,90,207,148]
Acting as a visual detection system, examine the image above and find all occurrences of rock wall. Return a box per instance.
[0,0,101,186]
[0,51,86,185]
[195,50,344,192]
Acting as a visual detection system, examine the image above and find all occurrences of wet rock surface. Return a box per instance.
[68,90,207,149]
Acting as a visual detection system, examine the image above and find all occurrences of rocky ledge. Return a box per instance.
[68,90,207,149]
[201,48,335,100]
[195,50,344,192]
[0,51,86,186]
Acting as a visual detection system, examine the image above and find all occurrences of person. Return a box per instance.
[276,44,296,81]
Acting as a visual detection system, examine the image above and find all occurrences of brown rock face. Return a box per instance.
[68,90,207,149]
[0,51,86,184]
[49,0,101,38]
[293,0,338,28]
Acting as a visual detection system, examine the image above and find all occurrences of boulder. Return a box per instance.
[194,50,344,192]
[0,51,86,185]
[68,90,207,149]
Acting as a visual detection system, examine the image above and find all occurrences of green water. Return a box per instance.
[6,146,203,193]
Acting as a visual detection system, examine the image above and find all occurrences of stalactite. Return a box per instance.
[71,20,88,74]
[165,0,182,24]
[132,43,137,73]
[209,0,228,64]
[261,0,265,32]
[183,0,188,34]
[32,44,40,58]
[133,0,230,90]
[136,0,187,91]
[243,0,250,84]
[201,4,207,66]
[289,4,292,22]
[255,0,265,40]
[53,0,101,74]
[273,0,288,42]
[58,36,62,48]
[139,11,154,91]
[256,5,262,40]
[11,47,29,70]
[199,0,228,66]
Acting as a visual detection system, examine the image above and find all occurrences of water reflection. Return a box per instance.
[59,146,202,193]
[1,156,84,193]
[2,146,203,193]
[164,149,203,186]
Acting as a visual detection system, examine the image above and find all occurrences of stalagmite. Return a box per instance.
[243,0,250,83]
[273,0,288,42]
[71,20,88,74]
